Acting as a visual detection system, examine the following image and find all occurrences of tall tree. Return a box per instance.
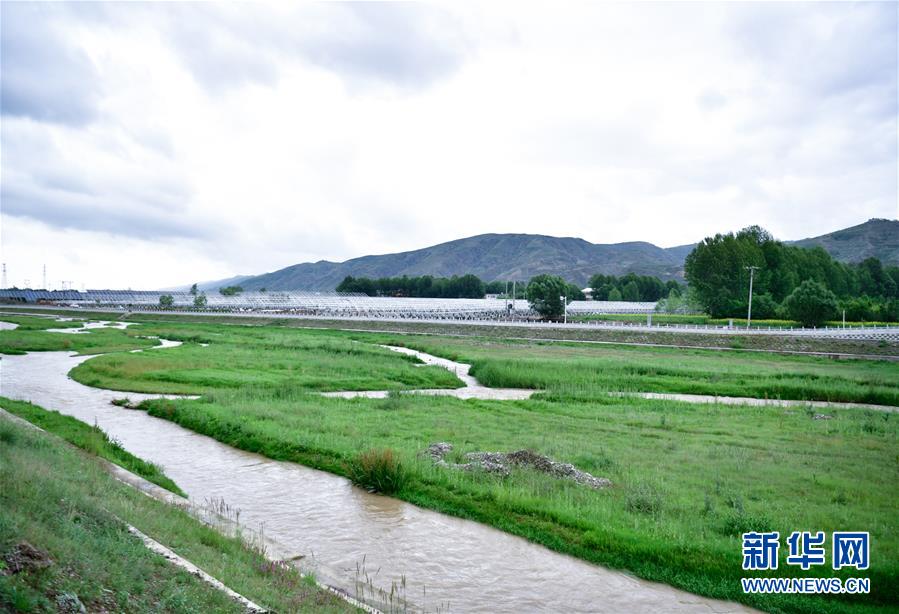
[525,274,568,319]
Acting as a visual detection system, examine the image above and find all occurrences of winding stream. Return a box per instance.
[328,345,895,412]
[0,342,753,612]
[323,345,534,400]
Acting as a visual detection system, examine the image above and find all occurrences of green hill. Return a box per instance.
[790,218,899,265]
[238,234,693,291]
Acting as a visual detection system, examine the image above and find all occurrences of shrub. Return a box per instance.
[750,293,780,320]
[347,448,407,494]
[625,482,663,516]
[718,511,775,536]
[783,280,838,327]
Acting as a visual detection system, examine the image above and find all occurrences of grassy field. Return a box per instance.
[0,315,157,355]
[56,318,899,406]
[68,322,462,395]
[386,336,899,406]
[2,314,897,613]
[0,412,356,613]
[0,396,185,496]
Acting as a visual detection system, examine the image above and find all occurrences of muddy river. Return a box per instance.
[0,346,752,613]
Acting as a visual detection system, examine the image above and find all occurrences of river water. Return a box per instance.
[0,347,753,613]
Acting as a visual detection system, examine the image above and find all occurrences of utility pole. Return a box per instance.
[745,265,760,329]
[560,295,568,324]
[512,281,516,320]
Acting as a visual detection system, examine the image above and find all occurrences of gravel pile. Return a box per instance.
[426,443,612,489]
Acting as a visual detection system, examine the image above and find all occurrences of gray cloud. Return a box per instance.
[151,3,470,93]
[1,180,206,240]
[731,2,897,117]
[296,3,470,89]
[0,3,101,125]
[1,121,202,239]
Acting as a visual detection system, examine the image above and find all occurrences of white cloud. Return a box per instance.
[1,1,895,289]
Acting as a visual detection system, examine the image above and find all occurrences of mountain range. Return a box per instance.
[192,218,898,291]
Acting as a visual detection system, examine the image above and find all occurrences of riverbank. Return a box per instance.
[0,406,357,613]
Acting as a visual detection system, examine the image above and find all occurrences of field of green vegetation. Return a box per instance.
[0,407,355,613]
[0,315,159,355]
[69,325,462,395]
[0,397,183,496]
[1,313,896,613]
[391,336,899,407]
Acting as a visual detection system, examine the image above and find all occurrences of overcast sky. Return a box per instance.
[2,2,896,290]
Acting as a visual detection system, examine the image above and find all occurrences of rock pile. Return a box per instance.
[1,541,53,575]
[425,443,612,489]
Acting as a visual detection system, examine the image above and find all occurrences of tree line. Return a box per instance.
[685,226,899,324]
[587,273,682,302]
[337,273,593,301]
[337,274,488,298]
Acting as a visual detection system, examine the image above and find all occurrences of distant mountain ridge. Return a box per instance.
[236,234,694,291]
[790,218,899,266]
[196,218,899,292]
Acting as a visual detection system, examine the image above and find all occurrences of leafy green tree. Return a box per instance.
[840,296,877,322]
[484,280,506,294]
[749,293,779,320]
[566,283,585,301]
[621,281,640,301]
[684,228,767,317]
[158,294,174,308]
[783,280,838,327]
[189,283,198,296]
[592,283,613,301]
[219,285,243,296]
[193,293,208,308]
[525,274,568,319]
[608,287,623,301]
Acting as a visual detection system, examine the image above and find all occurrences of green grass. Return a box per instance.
[346,448,408,494]
[386,335,899,407]
[0,418,356,613]
[68,322,462,395]
[0,314,85,330]
[136,390,896,613]
[6,316,898,612]
[0,396,185,497]
[0,315,156,355]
